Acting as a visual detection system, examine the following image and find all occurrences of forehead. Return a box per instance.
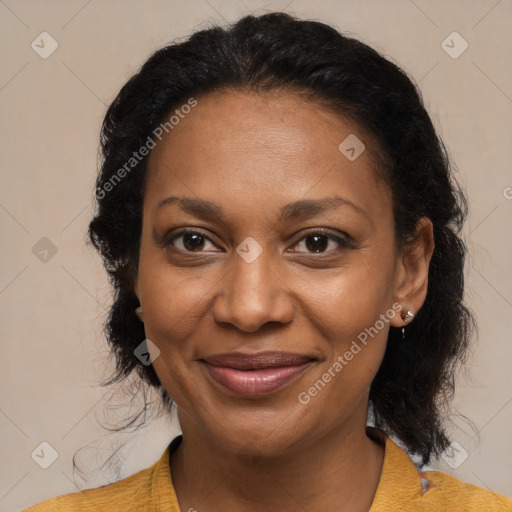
[145,89,391,225]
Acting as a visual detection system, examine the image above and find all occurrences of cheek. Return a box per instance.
[136,259,211,401]
[298,276,393,413]
[302,254,396,340]
[141,280,202,408]
[297,252,395,391]
[138,251,213,343]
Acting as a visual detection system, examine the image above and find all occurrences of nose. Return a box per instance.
[211,245,294,332]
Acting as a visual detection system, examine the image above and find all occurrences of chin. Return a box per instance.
[198,402,317,456]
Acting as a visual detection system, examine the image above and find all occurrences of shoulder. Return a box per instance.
[22,438,182,512]
[368,428,512,512]
[420,468,512,511]
[22,465,155,512]
[21,441,180,512]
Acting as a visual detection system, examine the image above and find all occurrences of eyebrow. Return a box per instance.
[155,195,369,222]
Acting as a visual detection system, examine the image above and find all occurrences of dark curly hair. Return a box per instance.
[88,11,474,466]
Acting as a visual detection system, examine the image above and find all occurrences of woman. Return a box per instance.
[24,11,512,512]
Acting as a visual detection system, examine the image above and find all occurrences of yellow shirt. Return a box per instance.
[23,431,512,511]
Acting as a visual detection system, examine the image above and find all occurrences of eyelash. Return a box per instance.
[163,228,355,254]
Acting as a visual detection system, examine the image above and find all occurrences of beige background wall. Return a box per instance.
[1,0,511,510]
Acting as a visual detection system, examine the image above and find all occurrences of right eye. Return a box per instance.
[165,229,221,253]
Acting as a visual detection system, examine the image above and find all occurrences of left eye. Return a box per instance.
[292,233,349,253]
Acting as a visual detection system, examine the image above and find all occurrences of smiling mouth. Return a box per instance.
[200,351,316,396]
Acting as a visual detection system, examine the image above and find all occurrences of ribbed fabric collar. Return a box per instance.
[367,427,429,511]
[150,434,182,510]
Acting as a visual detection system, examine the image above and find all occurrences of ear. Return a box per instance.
[389,217,435,328]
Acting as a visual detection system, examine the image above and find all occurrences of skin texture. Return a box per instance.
[134,90,434,511]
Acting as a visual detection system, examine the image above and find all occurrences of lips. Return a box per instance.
[201,351,315,396]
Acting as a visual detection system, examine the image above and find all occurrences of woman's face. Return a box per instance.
[135,89,431,455]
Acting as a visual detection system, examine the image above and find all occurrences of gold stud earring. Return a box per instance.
[401,310,414,341]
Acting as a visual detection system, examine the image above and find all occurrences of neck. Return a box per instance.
[170,414,385,512]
